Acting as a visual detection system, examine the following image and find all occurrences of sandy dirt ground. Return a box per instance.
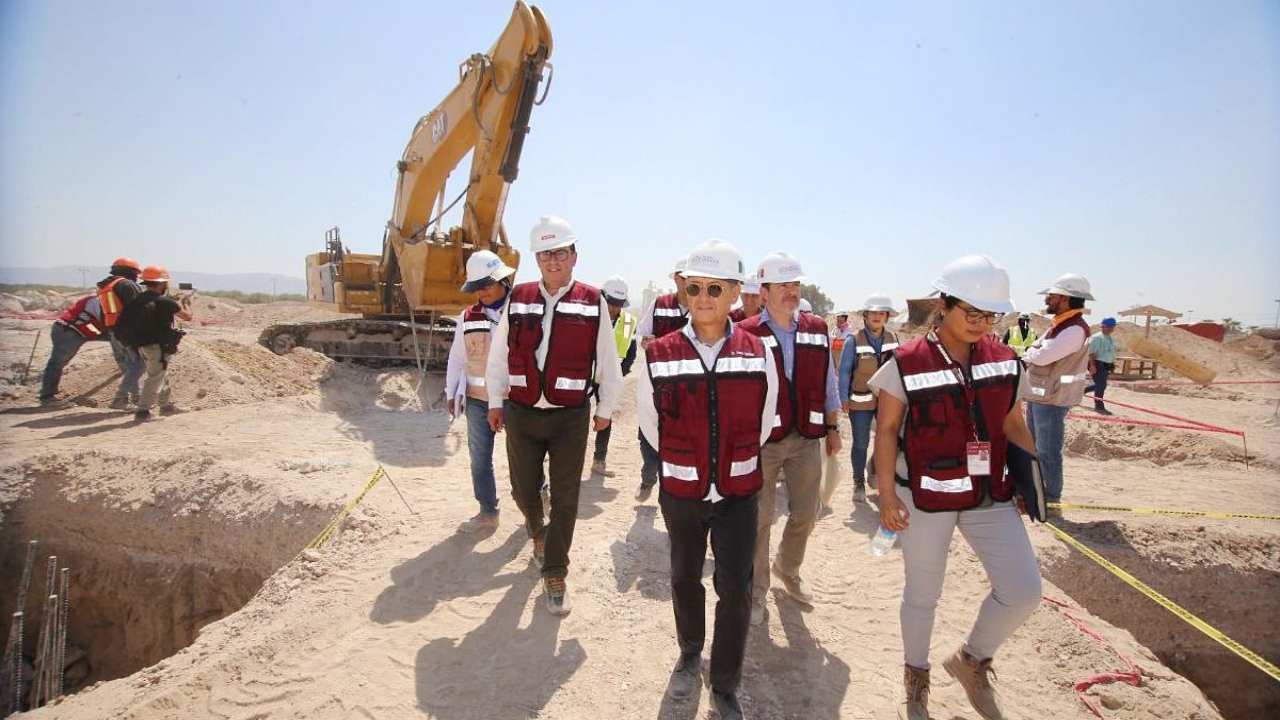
[1,293,1277,720]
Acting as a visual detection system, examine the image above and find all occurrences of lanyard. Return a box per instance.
[924,332,984,442]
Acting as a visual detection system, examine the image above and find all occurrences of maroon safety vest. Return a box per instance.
[739,312,830,441]
[894,334,1020,511]
[646,329,770,500]
[650,293,688,339]
[505,281,602,408]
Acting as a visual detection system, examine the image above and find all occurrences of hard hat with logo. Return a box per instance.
[930,254,1015,313]
[861,292,898,317]
[461,250,515,292]
[742,277,761,295]
[111,257,141,272]
[529,215,578,253]
[682,239,744,282]
[1038,272,1095,301]
[601,276,630,307]
[798,298,813,313]
[140,265,170,284]
[755,251,807,285]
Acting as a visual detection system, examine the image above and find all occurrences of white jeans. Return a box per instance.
[896,485,1041,668]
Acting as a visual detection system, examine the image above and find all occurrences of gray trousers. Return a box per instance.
[896,485,1041,668]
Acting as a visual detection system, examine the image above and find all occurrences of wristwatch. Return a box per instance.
[825,424,838,432]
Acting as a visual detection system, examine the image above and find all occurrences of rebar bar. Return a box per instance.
[57,569,69,699]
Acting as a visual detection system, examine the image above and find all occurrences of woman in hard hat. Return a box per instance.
[867,254,1042,720]
[446,250,516,533]
[837,293,900,503]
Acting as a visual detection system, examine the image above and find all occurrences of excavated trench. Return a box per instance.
[0,455,338,713]
[1042,520,1280,720]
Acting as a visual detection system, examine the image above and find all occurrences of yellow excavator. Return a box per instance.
[259,1,552,368]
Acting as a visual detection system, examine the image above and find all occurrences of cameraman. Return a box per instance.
[132,266,192,421]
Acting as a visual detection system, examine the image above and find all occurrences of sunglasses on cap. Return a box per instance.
[686,282,729,298]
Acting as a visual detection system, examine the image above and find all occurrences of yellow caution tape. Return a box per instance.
[1044,522,1280,683]
[1050,502,1280,522]
[304,465,387,550]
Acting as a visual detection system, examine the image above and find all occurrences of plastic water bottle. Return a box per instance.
[869,524,898,557]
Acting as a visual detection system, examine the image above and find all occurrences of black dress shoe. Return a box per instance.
[712,689,745,719]
[667,652,700,700]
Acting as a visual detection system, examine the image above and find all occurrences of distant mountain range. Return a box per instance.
[0,266,306,295]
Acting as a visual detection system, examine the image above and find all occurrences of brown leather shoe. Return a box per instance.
[943,647,1005,720]
[897,663,930,720]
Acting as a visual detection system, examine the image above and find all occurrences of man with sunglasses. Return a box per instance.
[633,256,692,503]
[1021,272,1094,517]
[738,251,842,627]
[485,215,624,616]
[638,238,777,720]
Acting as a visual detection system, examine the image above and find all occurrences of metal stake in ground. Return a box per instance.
[2,612,23,714]
[19,332,40,386]
[377,466,418,515]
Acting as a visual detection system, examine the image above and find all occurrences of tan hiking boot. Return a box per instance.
[770,563,813,605]
[943,647,1005,720]
[897,663,930,720]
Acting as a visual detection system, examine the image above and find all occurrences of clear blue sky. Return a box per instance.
[2,0,1278,325]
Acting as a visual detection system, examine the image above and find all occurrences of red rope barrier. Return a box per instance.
[1080,395,1238,434]
[1113,379,1280,386]
[1068,412,1245,437]
[1043,596,1144,719]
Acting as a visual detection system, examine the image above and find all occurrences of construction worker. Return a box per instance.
[591,276,637,478]
[837,293,900,503]
[95,257,146,410]
[729,277,762,322]
[739,251,842,627]
[633,256,691,503]
[446,250,516,533]
[869,254,1041,720]
[1000,313,1038,358]
[38,293,106,407]
[1022,272,1093,514]
[638,238,776,720]
[798,298,813,313]
[829,310,853,359]
[485,216,623,617]
[120,266,193,421]
[1084,317,1118,415]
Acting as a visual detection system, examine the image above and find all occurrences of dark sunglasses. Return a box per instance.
[686,282,728,298]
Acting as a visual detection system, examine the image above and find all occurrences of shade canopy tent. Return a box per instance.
[1118,304,1182,338]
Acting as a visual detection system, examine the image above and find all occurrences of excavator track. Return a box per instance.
[258,317,455,370]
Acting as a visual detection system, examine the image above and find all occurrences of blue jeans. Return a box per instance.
[110,335,144,402]
[464,397,499,516]
[1084,362,1112,409]
[639,429,661,488]
[40,324,88,401]
[848,409,875,481]
[1026,403,1070,504]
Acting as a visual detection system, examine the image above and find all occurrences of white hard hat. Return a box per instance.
[671,256,689,278]
[601,275,629,307]
[461,250,515,292]
[755,251,807,284]
[682,238,744,282]
[529,215,578,253]
[1038,272,1095,301]
[931,254,1015,313]
[742,278,761,295]
[798,298,812,313]
[861,292,898,316]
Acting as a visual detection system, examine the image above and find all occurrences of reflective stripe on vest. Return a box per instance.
[650,294,688,338]
[461,304,494,401]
